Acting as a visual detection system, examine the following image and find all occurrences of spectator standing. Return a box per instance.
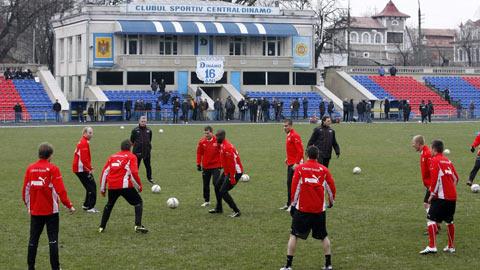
[52,99,62,122]
[427,100,434,123]
[155,99,162,121]
[384,99,390,120]
[342,99,348,122]
[420,100,428,124]
[125,100,132,121]
[327,101,334,120]
[378,66,385,76]
[181,98,190,124]
[403,101,411,122]
[99,104,106,122]
[469,101,475,119]
[214,98,222,121]
[389,66,397,76]
[302,97,308,119]
[150,79,158,95]
[87,104,95,122]
[365,101,372,123]
[172,97,180,123]
[348,99,354,122]
[76,104,84,123]
[398,100,404,121]
[444,88,451,104]
[159,79,166,93]
[14,103,22,122]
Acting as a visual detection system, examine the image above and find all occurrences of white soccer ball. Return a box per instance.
[158,129,164,133]
[471,184,480,193]
[120,126,125,129]
[151,184,161,193]
[353,167,361,174]
[240,174,250,182]
[167,197,179,209]
[443,149,450,155]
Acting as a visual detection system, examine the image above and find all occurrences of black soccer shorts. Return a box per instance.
[290,208,328,240]
[427,199,456,223]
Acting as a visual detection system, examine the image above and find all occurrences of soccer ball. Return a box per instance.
[167,197,179,209]
[353,167,361,174]
[158,129,164,133]
[471,184,480,193]
[151,184,161,193]
[240,174,250,182]
[120,126,125,129]
[443,149,450,155]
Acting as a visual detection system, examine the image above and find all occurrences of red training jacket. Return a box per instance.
[72,135,92,173]
[291,159,336,214]
[420,145,432,188]
[471,133,480,156]
[429,153,459,201]
[286,129,304,166]
[196,136,221,169]
[220,139,243,184]
[22,159,73,216]
[100,150,142,193]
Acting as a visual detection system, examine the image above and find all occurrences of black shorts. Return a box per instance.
[423,189,431,204]
[427,199,456,223]
[290,208,327,240]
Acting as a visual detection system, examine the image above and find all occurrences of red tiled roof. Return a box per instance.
[350,17,386,29]
[423,29,455,37]
[373,1,410,18]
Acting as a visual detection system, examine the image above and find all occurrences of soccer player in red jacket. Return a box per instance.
[196,126,221,207]
[98,140,148,233]
[467,132,480,186]
[22,143,75,270]
[420,140,459,254]
[208,129,243,217]
[281,145,336,270]
[280,119,304,210]
[72,127,99,213]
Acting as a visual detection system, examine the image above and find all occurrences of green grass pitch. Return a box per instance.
[1,122,480,270]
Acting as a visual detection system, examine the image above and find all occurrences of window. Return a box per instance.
[294,72,317,85]
[68,37,73,62]
[363,52,370,58]
[127,72,150,85]
[387,32,404,44]
[362,32,371,44]
[68,76,73,93]
[97,72,123,85]
[229,37,247,55]
[374,33,383,44]
[263,37,281,56]
[391,20,399,26]
[152,72,175,85]
[268,72,289,85]
[123,35,143,55]
[350,32,359,43]
[60,77,64,92]
[77,76,82,99]
[243,72,266,85]
[59,39,64,61]
[76,35,82,61]
[159,35,178,55]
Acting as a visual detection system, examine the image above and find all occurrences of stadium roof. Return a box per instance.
[372,1,410,18]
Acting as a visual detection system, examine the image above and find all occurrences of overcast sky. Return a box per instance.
[344,0,479,29]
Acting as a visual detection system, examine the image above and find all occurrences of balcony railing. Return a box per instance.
[115,55,293,69]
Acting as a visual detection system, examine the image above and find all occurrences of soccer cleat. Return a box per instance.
[229,211,241,218]
[147,179,156,184]
[82,206,88,210]
[443,246,456,253]
[201,202,210,207]
[286,206,291,212]
[322,266,333,270]
[98,227,104,233]
[86,208,100,213]
[134,225,149,234]
[419,246,437,254]
[279,205,289,210]
[208,208,223,214]
[280,267,292,270]
[466,180,473,186]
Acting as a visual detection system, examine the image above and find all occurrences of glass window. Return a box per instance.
[68,37,73,61]
[387,32,404,44]
[97,72,123,85]
[123,35,143,55]
[76,35,82,60]
[243,72,266,85]
[263,37,281,56]
[59,39,64,61]
[159,36,178,55]
[229,37,246,56]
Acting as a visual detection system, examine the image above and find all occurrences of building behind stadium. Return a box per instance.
[51,0,317,100]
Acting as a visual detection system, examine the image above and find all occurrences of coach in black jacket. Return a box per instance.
[307,115,340,167]
[130,116,154,184]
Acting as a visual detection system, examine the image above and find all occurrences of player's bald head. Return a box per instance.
[83,126,93,139]
[412,135,425,145]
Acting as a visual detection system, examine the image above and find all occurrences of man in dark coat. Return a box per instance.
[342,99,348,122]
[159,79,166,93]
[403,101,411,122]
[327,101,334,120]
[384,99,390,120]
[14,103,22,122]
[52,99,62,122]
[427,100,434,123]
[125,100,132,121]
[130,116,155,184]
[302,97,308,119]
[320,101,326,119]
[307,116,340,168]
[348,99,354,122]
[172,97,180,124]
[150,79,158,95]
[419,100,428,124]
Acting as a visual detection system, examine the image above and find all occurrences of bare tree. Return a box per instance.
[457,23,476,67]
[0,0,75,64]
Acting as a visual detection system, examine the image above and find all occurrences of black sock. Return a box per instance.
[286,255,294,267]
[325,254,331,267]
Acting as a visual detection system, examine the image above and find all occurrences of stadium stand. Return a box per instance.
[13,79,55,121]
[246,91,337,118]
[353,75,455,116]
[0,77,30,121]
[103,90,181,119]
[424,76,480,116]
